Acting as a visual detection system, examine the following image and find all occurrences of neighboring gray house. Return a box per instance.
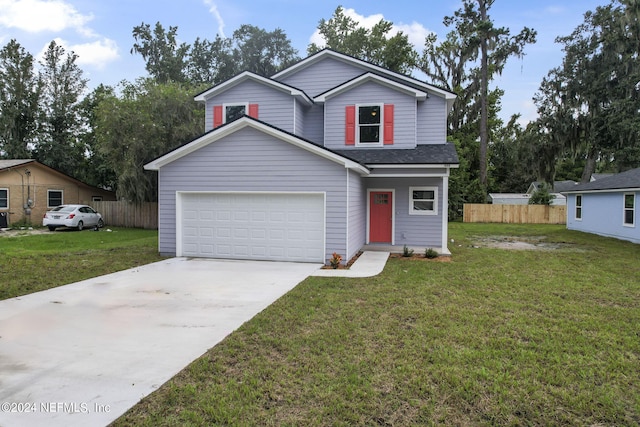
[564,167,640,244]
[145,49,458,263]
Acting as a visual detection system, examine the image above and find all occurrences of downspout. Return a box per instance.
[442,168,450,255]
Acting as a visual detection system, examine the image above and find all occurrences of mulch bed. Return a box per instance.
[322,251,452,269]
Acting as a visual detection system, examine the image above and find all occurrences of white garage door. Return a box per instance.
[179,192,325,262]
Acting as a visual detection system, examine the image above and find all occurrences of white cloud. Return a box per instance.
[203,0,226,38]
[0,0,94,36]
[309,8,433,49]
[38,37,119,70]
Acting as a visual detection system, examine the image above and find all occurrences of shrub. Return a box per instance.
[402,245,414,257]
[424,248,439,259]
[329,252,342,269]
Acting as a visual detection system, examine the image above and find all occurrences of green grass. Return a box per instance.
[111,224,640,426]
[0,227,165,299]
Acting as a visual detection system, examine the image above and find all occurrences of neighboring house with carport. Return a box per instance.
[145,49,459,264]
[563,167,640,244]
[0,159,116,227]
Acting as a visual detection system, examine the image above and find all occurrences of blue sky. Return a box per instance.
[0,0,607,124]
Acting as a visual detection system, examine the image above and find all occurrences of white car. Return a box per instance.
[43,204,105,231]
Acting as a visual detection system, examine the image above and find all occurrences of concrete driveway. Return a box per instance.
[0,257,321,427]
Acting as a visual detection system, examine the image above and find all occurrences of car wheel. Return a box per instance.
[97,218,104,228]
[77,220,84,231]
[48,226,56,231]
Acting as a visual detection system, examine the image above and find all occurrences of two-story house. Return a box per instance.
[144,49,458,264]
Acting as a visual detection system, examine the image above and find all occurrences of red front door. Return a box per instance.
[370,191,393,243]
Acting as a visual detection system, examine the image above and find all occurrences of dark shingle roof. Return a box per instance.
[564,167,640,192]
[333,143,459,165]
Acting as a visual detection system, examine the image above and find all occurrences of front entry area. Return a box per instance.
[369,190,393,243]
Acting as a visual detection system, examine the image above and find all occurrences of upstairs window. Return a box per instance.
[624,193,635,226]
[213,103,259,127]
[225,103,248,123]
[358,105,382,144]
[345,104,394,146]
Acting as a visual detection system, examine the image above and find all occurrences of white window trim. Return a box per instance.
[47,190,63,208]
[222,102,249,124]
[575,194,583,221]
[356,103,384,147]
[409,186,438,216]
[623,193,635,227]
[0,188,8,209]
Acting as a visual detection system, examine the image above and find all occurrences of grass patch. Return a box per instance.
[0,228,164,300]
[112,224,640,426]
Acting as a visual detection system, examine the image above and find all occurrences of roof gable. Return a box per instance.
[314,72,428,103]
[144,116,368,174]
[194,71,313,105]
[272,49,456,110]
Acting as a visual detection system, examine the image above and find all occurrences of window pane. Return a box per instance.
[625,194,634,209]
[0,190,7,208]
[625,209,634,225]
[414,201,434,211]
[359,125,380,143]
[413,190,435,200]
[576,195,582,207]
[359,106,380,125]
[576,207,582,219]
[225,105,245,122]
[49,191,63,207]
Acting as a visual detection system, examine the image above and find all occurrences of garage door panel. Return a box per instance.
[180,193,324,262]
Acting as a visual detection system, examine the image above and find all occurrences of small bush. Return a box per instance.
[329,252,342,269]
[402,245,414,257]
[424,248,439,259]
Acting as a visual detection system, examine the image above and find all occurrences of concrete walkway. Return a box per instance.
[311,251,390,278]
[0,258,320,427]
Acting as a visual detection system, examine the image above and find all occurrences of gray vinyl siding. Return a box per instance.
[365,177,443,248]
[157,126,351,262]
[302,104,324,144]
[276,56,365,97]
[347,168,367,260]
[323,81,416,150]
[417,96,447,145]
[204,80,294,132]
[294,98,306,136]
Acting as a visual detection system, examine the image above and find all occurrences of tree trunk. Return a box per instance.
[479,0,489,191]
[581,152,597,183]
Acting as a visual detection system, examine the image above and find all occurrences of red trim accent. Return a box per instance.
[248,103,259,119]
[213,105,223,128]
[345,105,356,145]
[383,104,394,145]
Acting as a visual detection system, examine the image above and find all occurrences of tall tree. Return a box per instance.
[186,35,235,85]
[34,40,87,177]
[308,6,418,74]
[532,0,640,181]
[0,39,41,159]
[95,79,204,202]
[230,25,299,76]
[422,0,536,191]
[131,22,190,83]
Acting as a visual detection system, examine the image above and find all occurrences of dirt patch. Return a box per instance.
[0,228,51,238]
[389,253,452,262]
[469,235,581,251]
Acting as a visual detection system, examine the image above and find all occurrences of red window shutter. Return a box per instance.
[248,103,259,119]
[213,105,223,128]
[345,105,356,145]
[383,104,394,145]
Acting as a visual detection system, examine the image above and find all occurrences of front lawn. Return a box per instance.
[0,227,165,300]
[113,224,640,426]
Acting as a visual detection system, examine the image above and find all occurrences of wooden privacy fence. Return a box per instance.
[92,201,158,229]
[463,204,566,224]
